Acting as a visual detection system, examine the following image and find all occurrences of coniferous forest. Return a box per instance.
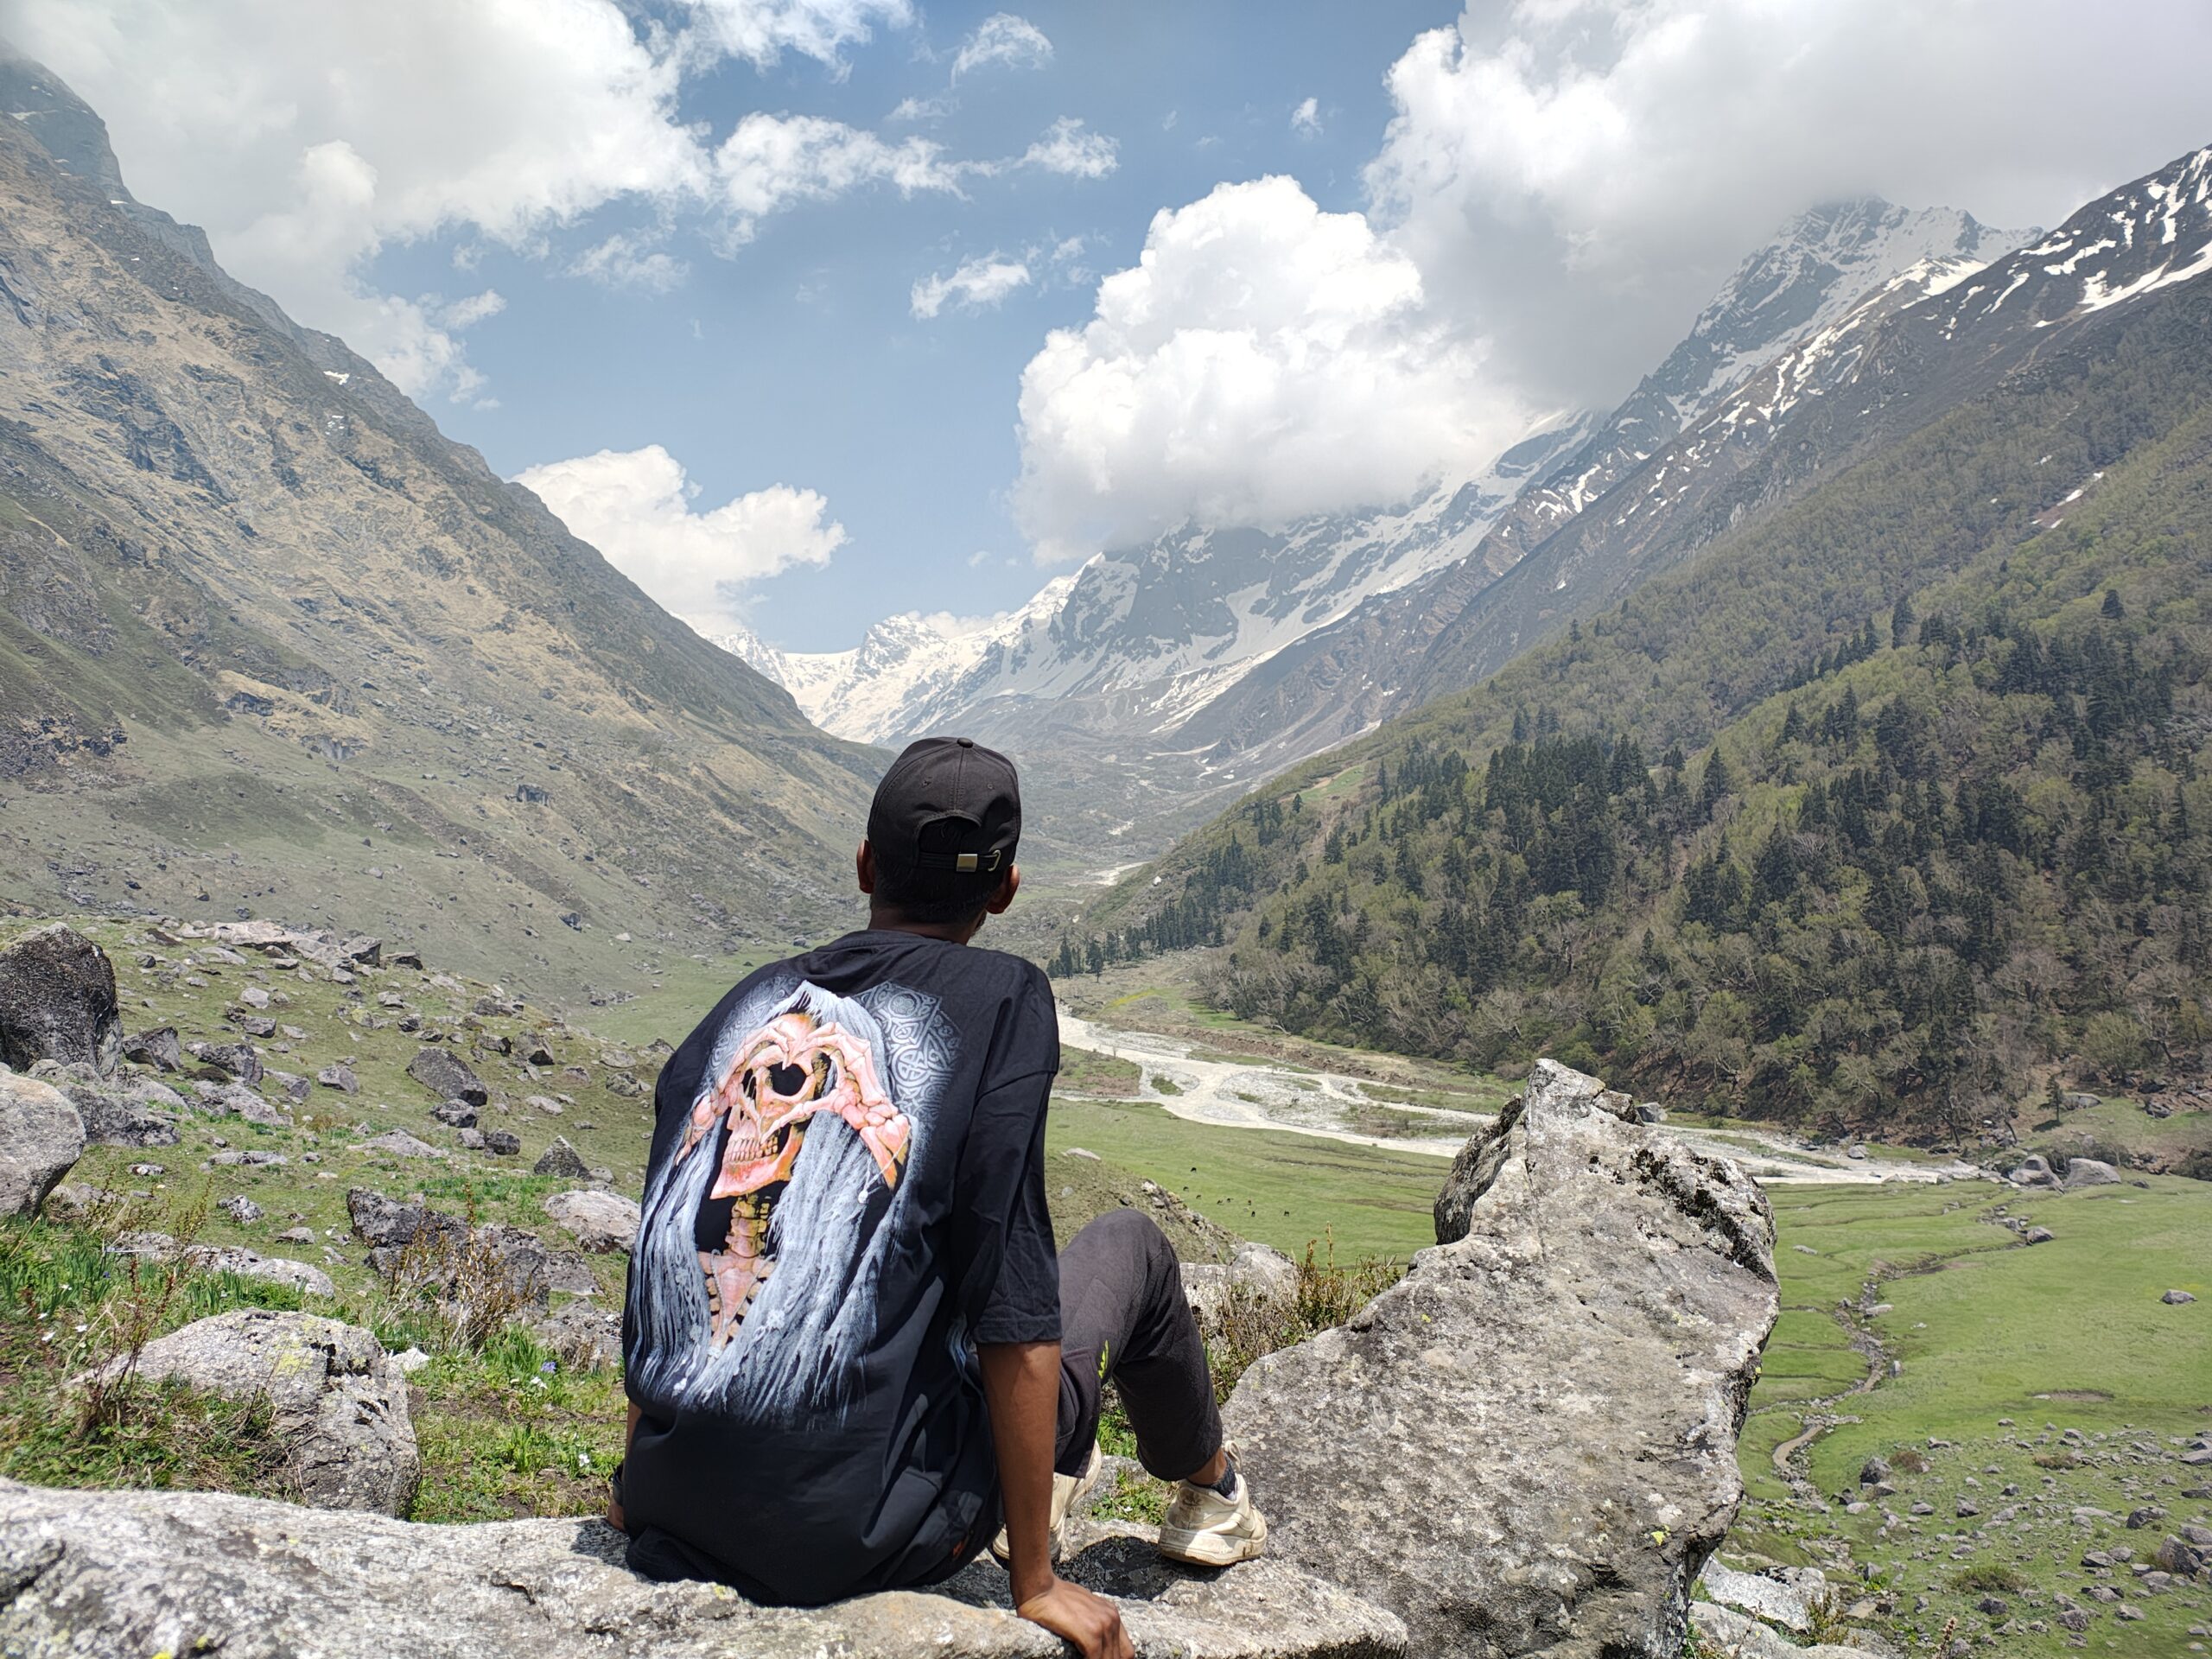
[1072,281,2212,1138]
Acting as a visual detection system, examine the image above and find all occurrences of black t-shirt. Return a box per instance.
[619,929,1061,1605]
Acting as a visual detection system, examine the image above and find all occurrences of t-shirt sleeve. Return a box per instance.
[955,1066,1061,1345]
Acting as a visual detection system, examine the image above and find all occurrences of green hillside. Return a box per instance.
[1073,279,2212,1140]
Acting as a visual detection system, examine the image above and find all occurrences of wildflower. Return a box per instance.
[73,1322,88,1333]
[539,1360,556,1375]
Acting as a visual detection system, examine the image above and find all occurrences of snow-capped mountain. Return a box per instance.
[723,416,1594,747]
[1405,143,2212,708]
[726,194,2041,861]
[1471,199,2030,573]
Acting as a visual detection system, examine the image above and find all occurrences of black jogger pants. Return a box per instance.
[1050,1210,1221,1483]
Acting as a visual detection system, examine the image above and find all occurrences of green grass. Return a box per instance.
[1046,1094,1440,1262]
[1726,1176,2212,1658]
[1057,1045,1144,1097]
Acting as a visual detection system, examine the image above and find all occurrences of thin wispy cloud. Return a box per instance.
[911,254,1032,318]
[950,13,1052,79]
[1290,96,1321,137]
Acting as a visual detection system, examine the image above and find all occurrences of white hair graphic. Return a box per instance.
[629,976,958,1421]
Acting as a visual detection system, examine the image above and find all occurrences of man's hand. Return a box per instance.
[1016,1573,1132,1659]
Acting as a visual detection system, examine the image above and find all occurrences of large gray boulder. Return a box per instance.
[0,1070,86,1216]
[2063,1156,2123,1189]
[0,1484,1403,1659]
[1225,1059,1778,1659]
[63,1082,181,1148]
[543,1187,641,1253]
[83,1310,417,1515]
[0,924,121,1075]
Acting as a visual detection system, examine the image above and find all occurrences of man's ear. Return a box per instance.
[984,863,1021,915]
[856,840,877,897]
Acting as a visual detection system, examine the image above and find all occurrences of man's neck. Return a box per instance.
[866,910,984,945]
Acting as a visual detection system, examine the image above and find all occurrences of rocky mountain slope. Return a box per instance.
[731,201,2027,867]
[0,55,878,995]
[1088,142,2212,1135]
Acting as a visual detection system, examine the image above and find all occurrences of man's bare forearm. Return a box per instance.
[978,1340,1059,1600]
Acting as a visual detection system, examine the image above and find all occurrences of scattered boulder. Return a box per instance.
[2155,1534,2207,1577]
[1688,1603,1878,1659]
[2024,1226,2056,1245]
[0,1484,1401,1659]
[406,1046,486,1107]
[543,1188,640,1253]
[194,1080,289,1128]
[76,1310,417,1514]
[2006,1154,2056,1186]
[1230,1059,1779,1657]
[532,1136,588,1179]
[2063,1091,2101,1110]
[359,1129,445,1160]
[1633,1102,1666,1124]
[481,1129,521,1157]
[63,1083,179,1148]
[429,1098,479,1128]
[1859,1456,1891,1486]
[316,1063,359,1094]
[2163,1289,2197,1305]
[0,1071,86,1216]
[533,1300,623,1370]
[1698,1560,1826,1631]
[0,924,122,1075]
[1182,1243,1300,1332]
[188,1041,264,1087]
[2063,1157,2122,1189]
[182,1245,336,1299]
[122,1026,182,1071]
[347,1187,467,1253]
[219,1195,264,1224]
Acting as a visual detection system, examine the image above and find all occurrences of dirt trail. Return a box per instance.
[1059,1005,1966,1184]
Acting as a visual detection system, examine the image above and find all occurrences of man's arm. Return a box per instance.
[979,1340,1130,1659]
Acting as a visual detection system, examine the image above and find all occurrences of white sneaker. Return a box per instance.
[990,1440,1103,1566]
[1157,1446,1267,1567]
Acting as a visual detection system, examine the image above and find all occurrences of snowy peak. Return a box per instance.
[1917,143,2212,336]
[1649,198,2031,428]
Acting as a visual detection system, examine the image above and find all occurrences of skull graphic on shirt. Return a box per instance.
[674,1008,912,1345]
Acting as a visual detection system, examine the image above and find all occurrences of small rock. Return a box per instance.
[2063,1157,2122,1189]
[480,1130,520,1156]
[532,1137,588,1179]
[359,1130,445,1160]
[219,1194,264,1224]
[315,1064,359,1094]
[188,1041,264,1087]
[2164,1289,2198,1305]
[2024,1226,2056,1245]
[183,1245,334,1298]
[123,1026,182,1071]
[524,1095,563,1116]
[429,1099,478,1128]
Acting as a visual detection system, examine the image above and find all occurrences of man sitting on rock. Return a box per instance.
[608,737,1266,1659]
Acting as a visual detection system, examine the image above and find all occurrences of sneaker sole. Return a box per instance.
[1156,1505,1268,1567]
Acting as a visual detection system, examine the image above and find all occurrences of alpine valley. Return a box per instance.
[725,199,2033,868]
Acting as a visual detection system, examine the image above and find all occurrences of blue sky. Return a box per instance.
[19,1,2212,653]
[410,3,1456,648]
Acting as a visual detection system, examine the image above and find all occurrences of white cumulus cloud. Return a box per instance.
[951,13,1052,79]
[1014,176,1516,559]
[911,254,1032,318]
[1020,118,1117,180]
[8,0,917,403]
[515,446,846,632]
[1364,0,2212,410]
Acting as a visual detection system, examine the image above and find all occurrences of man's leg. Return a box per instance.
[1054,1209,1220,1480]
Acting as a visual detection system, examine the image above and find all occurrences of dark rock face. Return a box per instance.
[0,924,121,1075]
[1227,1060,1778,1658]
[407,1046,487,1106]
[122,1026,181,1071]
[187,1041,264,1086]
[64,1084,180,1148]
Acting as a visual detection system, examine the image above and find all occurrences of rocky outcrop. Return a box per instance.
[0,1485,1402,1659]
[0,1070,85,1216]
[407,1046,487,1106]
[1225,1060,1778,1658]
[3,1062,1775,1659]
[1180,1242,1300,1332]
[0,925,121,1075]
[82,1311,417,1515]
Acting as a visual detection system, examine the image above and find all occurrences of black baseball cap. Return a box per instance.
[867,737,1021,884]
